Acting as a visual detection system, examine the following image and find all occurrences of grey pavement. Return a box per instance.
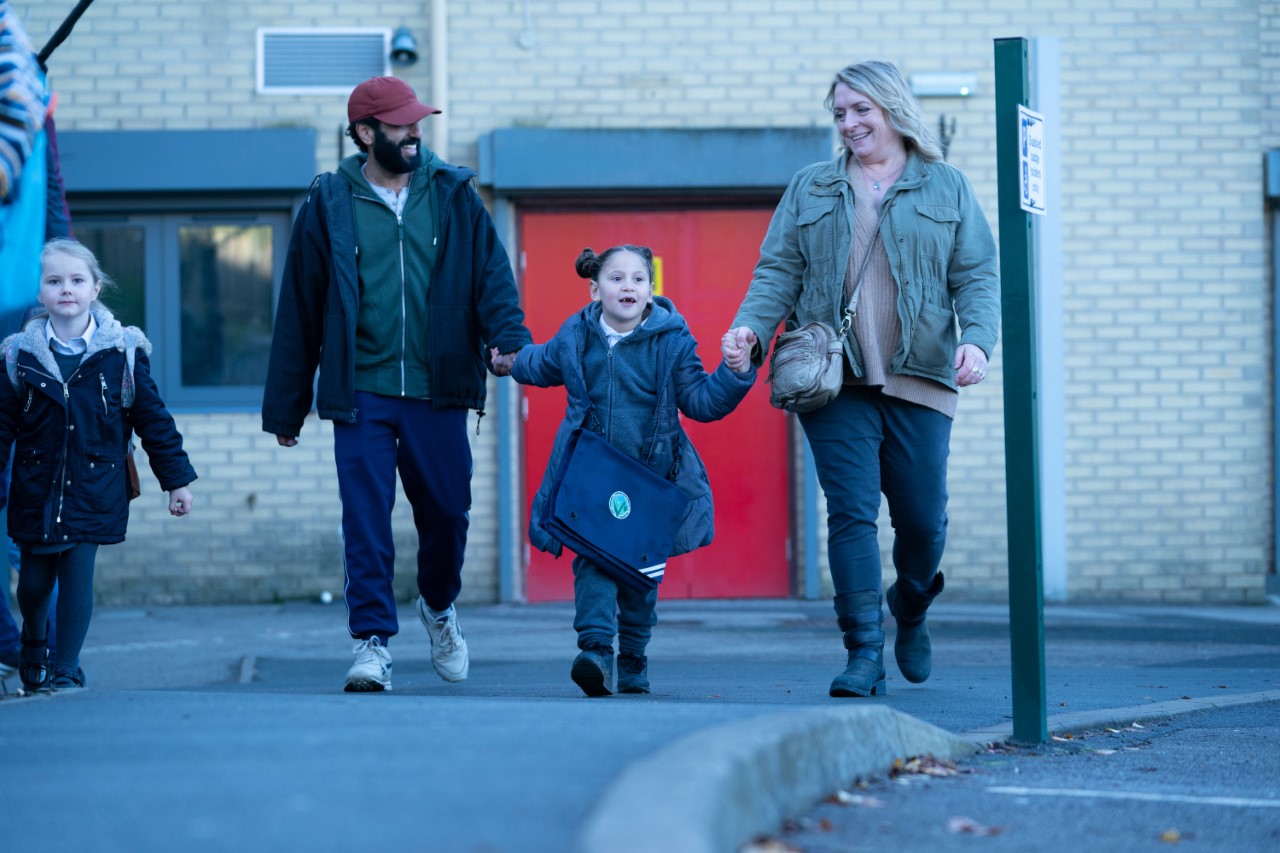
[1,597,1278,852]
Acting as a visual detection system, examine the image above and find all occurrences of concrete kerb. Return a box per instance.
[575,704,979,853]
[577,689,1280,853]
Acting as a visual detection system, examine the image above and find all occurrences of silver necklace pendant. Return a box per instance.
[873,180,881,191]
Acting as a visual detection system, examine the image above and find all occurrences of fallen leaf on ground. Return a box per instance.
[947,817,1003,836]
[891,755,961,778]
[741,838,800,853]
[829,790,886,808]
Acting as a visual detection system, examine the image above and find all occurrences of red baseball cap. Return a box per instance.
[347,76,441,125]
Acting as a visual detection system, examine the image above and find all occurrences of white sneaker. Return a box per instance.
[417,597,469,682]
[344,637,392,692]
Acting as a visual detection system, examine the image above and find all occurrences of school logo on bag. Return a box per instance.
[608,491,632,520]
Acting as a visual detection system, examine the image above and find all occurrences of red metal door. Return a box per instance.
[518,209,789,601]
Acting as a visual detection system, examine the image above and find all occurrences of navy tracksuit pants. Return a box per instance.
[334,391,471,642]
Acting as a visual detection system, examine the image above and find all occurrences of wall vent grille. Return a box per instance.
[257,28,389,94]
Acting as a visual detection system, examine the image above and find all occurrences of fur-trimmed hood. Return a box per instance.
[3,304,152,400]
[0,302,195,546]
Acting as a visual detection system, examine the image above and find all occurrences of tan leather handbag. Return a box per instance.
[768,203,888,413]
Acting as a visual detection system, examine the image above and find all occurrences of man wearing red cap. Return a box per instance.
[263,76,531,693]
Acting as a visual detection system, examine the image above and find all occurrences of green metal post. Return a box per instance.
[994,37,1048,742]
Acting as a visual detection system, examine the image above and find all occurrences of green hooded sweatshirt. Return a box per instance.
[338,152,441,399]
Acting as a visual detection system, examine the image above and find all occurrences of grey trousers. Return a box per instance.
[572,555,657,656]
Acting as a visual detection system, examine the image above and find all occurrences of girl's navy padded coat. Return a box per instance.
[513,297,754,561]
[0,306,196,546]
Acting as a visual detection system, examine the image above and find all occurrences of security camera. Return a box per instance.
[391,26,418,66]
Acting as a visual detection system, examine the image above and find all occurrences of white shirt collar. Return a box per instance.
[599,316,640,349]
[46,314,97,355]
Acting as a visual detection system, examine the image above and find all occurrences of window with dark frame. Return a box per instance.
[74,211,290,411]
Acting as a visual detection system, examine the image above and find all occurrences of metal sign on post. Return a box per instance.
[1018,105,1047,215]
[994,37,1049,743]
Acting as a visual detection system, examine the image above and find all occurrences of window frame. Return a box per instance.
[71,196,299,413]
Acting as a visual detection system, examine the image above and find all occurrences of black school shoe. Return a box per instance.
[616,652,650,694]
[18,627,49,693]
[50,664,86,690]
[570,646,613,697]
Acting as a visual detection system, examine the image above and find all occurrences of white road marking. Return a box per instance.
[987,786,1280,809]
[79,639,203,655]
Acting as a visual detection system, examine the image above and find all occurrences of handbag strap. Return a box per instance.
[839,198,894,339]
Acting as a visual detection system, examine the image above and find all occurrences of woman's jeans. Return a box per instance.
[572,555,657,655]
[799,386,952,598]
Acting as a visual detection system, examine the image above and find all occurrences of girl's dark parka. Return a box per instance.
[0,306,196,546]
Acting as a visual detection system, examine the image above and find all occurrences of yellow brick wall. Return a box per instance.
[97,408,499,606]
[16,1,1276,603]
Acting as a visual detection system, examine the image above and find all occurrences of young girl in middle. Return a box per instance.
[503,244,755,697]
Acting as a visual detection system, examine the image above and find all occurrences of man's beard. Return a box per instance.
[371,127,422,174]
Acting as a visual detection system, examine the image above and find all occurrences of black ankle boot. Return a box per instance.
[18,625,49,693]
[616,652,649,694]
[829,591,886,697]
[886,572,945,684]
[51,664,86,690]
[571,645,614,697]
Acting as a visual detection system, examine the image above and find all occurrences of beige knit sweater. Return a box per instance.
[845,185,958,418]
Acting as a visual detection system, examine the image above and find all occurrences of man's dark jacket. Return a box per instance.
[262,157,531,438]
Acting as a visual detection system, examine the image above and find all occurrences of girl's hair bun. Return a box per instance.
[574,247,600,280]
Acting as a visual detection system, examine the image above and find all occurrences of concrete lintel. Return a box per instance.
[58,128,318,194]
[479,127,833,194]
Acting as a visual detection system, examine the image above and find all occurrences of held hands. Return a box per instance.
[169,486,194,517]
[955,343,989,387]
[489,347,519,377]
[722,326,758,374]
